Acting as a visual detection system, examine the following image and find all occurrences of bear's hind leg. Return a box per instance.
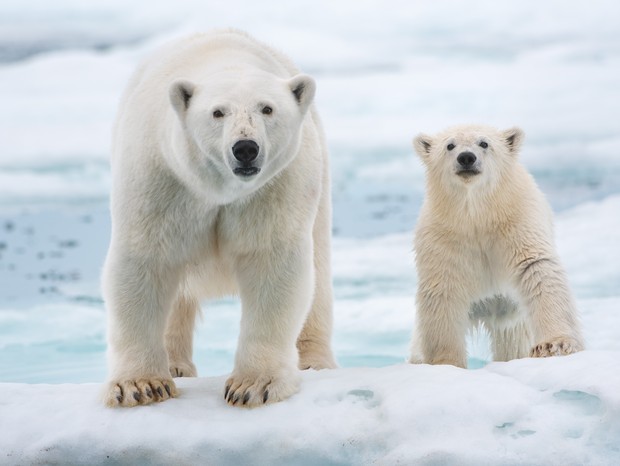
[297,202,337,370]
[165,291,198,378]
[490,321,532,361]
[296,275,337,370]
[475,296,532,361]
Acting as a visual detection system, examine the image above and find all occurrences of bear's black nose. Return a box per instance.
[232,140,259,164]
[457,151,476,168]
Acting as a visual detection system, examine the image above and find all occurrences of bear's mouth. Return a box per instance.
[456,168,480,179]
[233,166,261,178]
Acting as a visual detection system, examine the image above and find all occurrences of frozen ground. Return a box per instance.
[2,351,620,465]
[0,0,619,464]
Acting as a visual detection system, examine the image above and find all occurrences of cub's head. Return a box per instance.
[413,125,524,190]
[169,70,315,191]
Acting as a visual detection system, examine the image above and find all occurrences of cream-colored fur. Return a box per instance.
[102,29,336,408]
[409,124,584,367]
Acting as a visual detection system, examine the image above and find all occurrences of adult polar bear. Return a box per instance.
[410,125,584,367]
[103,29,336,407]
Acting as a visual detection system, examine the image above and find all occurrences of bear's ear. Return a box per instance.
[502,127,524,155]
[169,79,196,119]
[287,74,316,114]
[413,134,433,161]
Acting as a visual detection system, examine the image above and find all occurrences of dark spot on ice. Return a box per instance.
[495,422,514,429]
[59,240,78,248]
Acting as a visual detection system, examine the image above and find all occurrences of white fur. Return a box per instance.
[409,124,584,367]
[102,29,336,408]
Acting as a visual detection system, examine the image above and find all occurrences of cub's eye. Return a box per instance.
[213,109,224,118]
[447,143,455,151]
[479,141,488,149]
[262,106,273,115]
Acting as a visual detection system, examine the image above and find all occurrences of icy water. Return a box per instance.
[1,0,620,383]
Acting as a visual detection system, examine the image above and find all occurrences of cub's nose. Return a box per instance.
[457,151,476,168]
[232,140,259,164]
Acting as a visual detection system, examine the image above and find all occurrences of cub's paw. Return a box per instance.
[169,361,197,378]
[103,377,177,407]
[224,371,300,408]
[530,336,584,358]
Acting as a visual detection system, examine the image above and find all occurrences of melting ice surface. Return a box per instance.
[0,0,619,464]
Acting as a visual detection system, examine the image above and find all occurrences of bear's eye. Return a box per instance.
[479,141,488,149]
[262,106,273,115]
[447,143,455,151]
[213,109,224,119]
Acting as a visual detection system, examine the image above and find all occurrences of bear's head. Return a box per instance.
[168,70,315,197]
[413,124,524,190]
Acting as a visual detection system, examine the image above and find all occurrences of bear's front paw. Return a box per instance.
[224,370,300,408]
[530,336,584,358]
[103,377,177,407]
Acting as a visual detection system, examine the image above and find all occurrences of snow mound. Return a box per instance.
[2,351,619,465]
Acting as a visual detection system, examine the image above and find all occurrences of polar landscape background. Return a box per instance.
[0,0,619,464]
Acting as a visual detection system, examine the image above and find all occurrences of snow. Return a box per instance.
[1,352,619,465]
[1,0,620,464]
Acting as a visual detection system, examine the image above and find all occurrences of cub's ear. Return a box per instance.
[502,127,524,155]
[169,79,196,119]
[413,133,433,161]
[287,74,316,114]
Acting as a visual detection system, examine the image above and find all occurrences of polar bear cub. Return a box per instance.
[102,29,336,407]
[409,124,584,367]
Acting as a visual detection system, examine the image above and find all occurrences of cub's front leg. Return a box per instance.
[411,231,479,368]
[102,250,180,407]
[225,238,314,407]
[514,254,585,357]
[414,286,471,368]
